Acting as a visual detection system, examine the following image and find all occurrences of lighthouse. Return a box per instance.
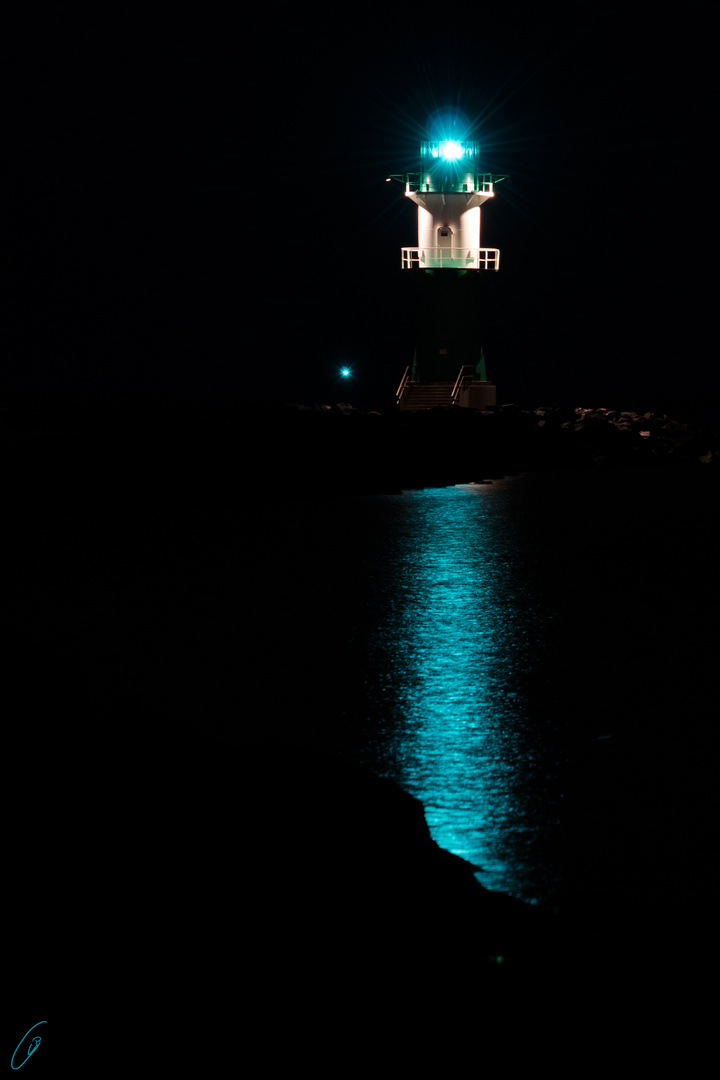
[390,135,507,410]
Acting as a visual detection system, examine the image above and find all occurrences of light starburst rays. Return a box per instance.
[355,81,539,182]
[340,28,600,242]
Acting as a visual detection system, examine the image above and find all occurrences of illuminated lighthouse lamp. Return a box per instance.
[423,140,476,161]
[391,140,508,270]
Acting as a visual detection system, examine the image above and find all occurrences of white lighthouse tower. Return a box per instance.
[391,137,507,410]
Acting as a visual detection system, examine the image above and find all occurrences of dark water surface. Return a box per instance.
[8,466,718,916]
[245,468,718,913]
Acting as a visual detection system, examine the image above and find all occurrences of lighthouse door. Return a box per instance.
[437,226,453,266]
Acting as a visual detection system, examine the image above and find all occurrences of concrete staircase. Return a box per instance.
[398,382,455,411]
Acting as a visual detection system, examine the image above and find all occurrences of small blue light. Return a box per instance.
[341,368,351,377]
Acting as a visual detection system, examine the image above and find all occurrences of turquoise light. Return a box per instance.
[421,139,478,163]
[440,141,463,161]
[362,485,560,902]
[340,368,351,377]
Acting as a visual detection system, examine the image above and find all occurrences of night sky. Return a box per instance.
[6,9,715,422]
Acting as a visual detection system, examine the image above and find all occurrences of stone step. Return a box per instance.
[399,382,455,411]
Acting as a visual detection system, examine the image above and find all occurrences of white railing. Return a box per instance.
[401,247,500,270]
[402,172,505,194]
[396,365,410,404]
[452,365,475,405]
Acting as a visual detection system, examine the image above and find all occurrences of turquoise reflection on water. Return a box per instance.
[364,484,560,901]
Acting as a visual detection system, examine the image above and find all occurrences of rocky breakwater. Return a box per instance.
[4,403,717,518]
[533,404,719,470]
[249,401,719,498]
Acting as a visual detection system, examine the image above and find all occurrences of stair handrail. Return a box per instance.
[451,365,475,405]
[396,365,410,405]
